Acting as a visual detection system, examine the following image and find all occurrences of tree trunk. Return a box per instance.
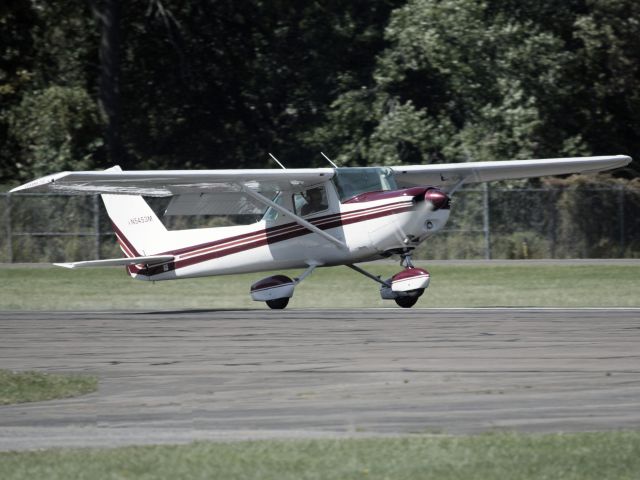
[95,0,123,167]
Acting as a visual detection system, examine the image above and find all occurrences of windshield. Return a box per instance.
[332,167,397,201]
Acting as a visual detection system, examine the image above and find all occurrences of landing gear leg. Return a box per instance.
[399,249,414,268]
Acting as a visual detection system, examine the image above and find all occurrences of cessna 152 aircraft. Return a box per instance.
[11,154,631,308]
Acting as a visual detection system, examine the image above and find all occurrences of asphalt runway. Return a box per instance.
[1,308,639,450]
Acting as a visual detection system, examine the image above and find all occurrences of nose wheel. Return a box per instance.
[394,289,424,308]
[348,253,429,309]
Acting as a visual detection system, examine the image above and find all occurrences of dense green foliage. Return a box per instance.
[2,432,640,479]
[1,0,638,182]
[0,369,97,405]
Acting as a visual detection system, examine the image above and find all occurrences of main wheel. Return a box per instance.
[394,288,424,308]
[394,296,419,308]
[266,297,289,309]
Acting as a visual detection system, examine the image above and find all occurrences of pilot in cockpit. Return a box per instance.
[301,187,328,216]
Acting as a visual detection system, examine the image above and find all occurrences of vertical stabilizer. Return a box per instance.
[100,166,167,257]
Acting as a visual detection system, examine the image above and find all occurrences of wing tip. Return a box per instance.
[9,172,69,193]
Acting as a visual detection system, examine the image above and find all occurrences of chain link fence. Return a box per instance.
[1,183,639,262]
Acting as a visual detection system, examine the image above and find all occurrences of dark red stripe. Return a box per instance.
[110,220,141,257]
[344,186,428,203]
[164,218,301,256]
[170,204,413,271]
[162,200,412,258]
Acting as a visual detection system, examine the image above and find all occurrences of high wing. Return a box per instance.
[10,168,335,196]
[392,155,631,191]
[9,166,348,248]
[10,155,631,197]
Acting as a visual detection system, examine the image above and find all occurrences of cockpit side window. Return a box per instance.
[293,185,329,217]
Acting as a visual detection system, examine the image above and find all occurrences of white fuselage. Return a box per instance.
[123,182,450,281]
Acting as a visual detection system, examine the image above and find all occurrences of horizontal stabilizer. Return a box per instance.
[54,255,175,269]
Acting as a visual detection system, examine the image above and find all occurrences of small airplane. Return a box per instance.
[11,154,631,309]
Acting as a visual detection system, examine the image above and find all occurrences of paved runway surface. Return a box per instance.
[1,308,639,450]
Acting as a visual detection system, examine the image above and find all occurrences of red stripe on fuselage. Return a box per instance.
[164,200,413,260]
[167,202,414,272]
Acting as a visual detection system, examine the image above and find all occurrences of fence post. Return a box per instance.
[93,195,101,259]
[618,185,625,257]
[548,188,558,259]
[5,194,12,263]
[483,182,491,260]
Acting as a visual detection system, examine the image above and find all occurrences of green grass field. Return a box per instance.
[1,432,639,480]
[0,262,638,310]
[0,369,97,405]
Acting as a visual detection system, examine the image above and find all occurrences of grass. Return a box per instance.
[1,432,639,479]
[0,369,97,405]
[0,263,638,310]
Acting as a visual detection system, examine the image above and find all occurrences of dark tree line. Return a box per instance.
[1,0,638,183]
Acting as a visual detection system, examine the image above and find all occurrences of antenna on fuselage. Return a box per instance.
[268,152,286,169]
[320,152,339,168]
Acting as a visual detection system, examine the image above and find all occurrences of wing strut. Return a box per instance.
[445,176,468,195]
[240,185,348,250]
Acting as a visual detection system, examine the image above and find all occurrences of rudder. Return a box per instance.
[100,166,167,257]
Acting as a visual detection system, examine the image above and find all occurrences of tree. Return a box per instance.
[0,1,38,182]
[571,0,640,176]
[0,0,102,182]
[7,86,102,177]
[112,0,402,170]
[310,0,638,173]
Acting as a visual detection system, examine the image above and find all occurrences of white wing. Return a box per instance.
[9,155,631,197]
[10,168,334,196]
[392,155,631,191]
